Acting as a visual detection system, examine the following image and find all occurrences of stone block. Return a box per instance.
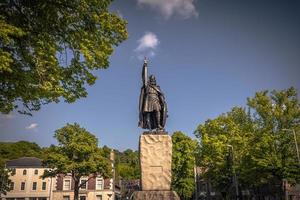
[139,133,172,191]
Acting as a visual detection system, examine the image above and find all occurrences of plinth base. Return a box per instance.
[140,133,172,190]
[131,191,180,200]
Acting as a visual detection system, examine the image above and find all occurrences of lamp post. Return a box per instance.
[227,145,239,200]
[110,150,115,200]
[282,129,300,166]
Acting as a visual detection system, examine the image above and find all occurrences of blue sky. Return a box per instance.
[1,0,300,150]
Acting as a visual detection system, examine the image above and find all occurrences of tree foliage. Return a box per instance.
[42,123,112,200]
[0,159,11,197]
[0,141,43,160]
[172,131,198,200]
[115,149,140,180]
[195,87,300,198]
[0,0,128,115]
[195,107,254,197]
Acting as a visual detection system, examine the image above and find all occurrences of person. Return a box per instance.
[138,59,167,130]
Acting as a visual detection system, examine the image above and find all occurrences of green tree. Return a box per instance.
[0,159,11,197]
[102,145,112,159]
[247,87,300,194]
[195,107,254,198]
[42,123,112,200]
[0,141,42,160]
[195,87,300,198]
[172,131,198,200]
[0,0,128,115]
[115,149,140,180]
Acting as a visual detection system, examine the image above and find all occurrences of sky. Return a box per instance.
[1,0,300,151]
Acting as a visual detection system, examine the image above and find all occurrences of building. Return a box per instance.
[52,174,115,200]
[2,157,55,200]
[2,157,119,200]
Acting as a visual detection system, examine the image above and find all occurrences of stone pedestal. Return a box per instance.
[140,133,172,190]
[131,132,180,200]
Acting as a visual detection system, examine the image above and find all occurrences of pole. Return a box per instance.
[110,150,115,200]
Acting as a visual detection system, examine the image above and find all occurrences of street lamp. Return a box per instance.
[110,150,115,200]
[227,144,239,200]
[282,129,300,166]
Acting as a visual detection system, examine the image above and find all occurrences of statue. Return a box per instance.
[138,59,168,130]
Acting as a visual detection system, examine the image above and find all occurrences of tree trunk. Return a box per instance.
[74,178,79,200]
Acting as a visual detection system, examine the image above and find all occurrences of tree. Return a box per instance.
[172,131,198,200]
[247,87,300,196]
[195,107,254,198]
[115,149,140,180]
[0,141,43,160]
[42,123,112,200]
[0,159,11,197]
[0,0,128,115]
[195,87,300,198]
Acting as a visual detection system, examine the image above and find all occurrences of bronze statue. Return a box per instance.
[138,59,168,130]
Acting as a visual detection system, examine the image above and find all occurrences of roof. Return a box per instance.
[6,157,42,168]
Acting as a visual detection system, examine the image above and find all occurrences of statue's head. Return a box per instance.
[149,75,156,85]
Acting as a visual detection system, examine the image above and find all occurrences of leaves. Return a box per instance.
[115,149,140,180]
[195,87,300,197]
[0,0,128,115]
[43,123,112,178]
[0,158,12,196]
[172,131,197,200]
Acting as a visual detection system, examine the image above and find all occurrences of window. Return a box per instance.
[10,182,14,190]
[63,196,70,200]
[80,196,86,200]
[21,182,25,190]
[96,178,103,190]
[32,182,37,190]
[42,182,46,190]
[34,169,38,175]
[39,198,47,200]
[63,179,71,190]
[96,195,102,200]
[23,169,27,175]
[80,179,87,190]
[29,198,37,200]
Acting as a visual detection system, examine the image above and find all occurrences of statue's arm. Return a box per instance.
[142,60,148,86]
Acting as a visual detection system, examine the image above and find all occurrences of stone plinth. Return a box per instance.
[139,133,172,191]
[131,191,180,200]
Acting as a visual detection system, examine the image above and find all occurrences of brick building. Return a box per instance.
[52,174,115,200]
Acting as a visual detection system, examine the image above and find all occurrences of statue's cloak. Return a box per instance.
[138,85,167,129]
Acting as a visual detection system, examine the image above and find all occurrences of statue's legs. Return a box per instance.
[155,110,162,129]
[146,112,152,130]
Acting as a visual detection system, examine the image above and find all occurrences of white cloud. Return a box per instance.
[137,0,198,19]
[136,32,159,51]
[26,123,38,130]
[135,32,159,60]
